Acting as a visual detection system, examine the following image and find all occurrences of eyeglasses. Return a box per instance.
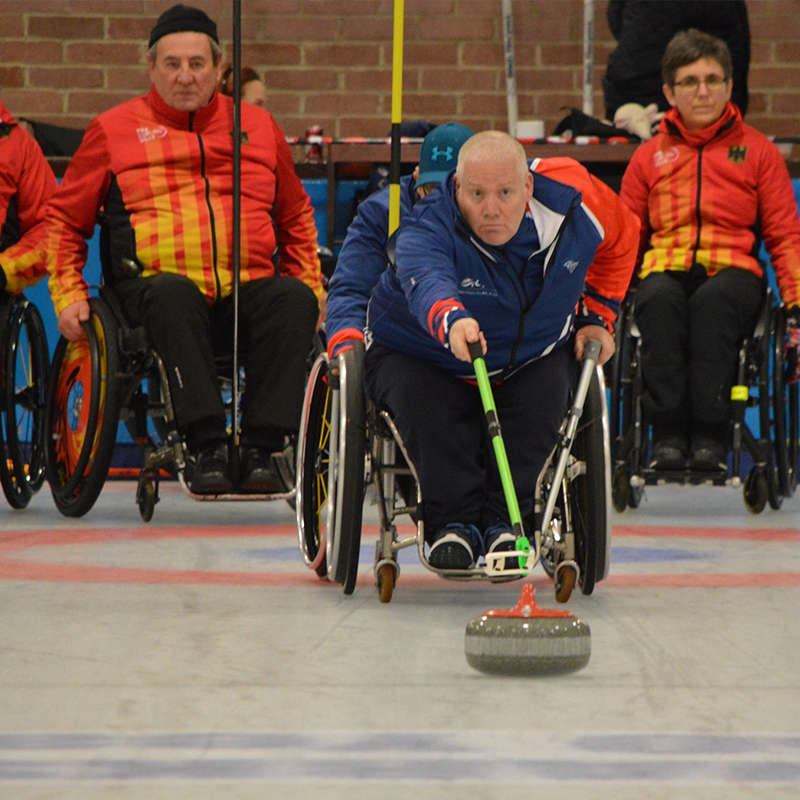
[672,75,729,92]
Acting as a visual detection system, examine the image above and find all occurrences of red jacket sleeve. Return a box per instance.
[756,143,800,309]
[618,145,653,268]
[535,157,640,330]
[45,119,113,316]
[0,126,58,294]
[269,118,323,299]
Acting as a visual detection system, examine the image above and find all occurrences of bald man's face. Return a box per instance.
[455,156,533,245]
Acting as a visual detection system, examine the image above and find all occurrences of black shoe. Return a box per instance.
[689,437,728,472]
[483,523,518,570]
[428,524,480,570]
[240,447,283,493]
[649,436,688,470]
[189,442,232,494]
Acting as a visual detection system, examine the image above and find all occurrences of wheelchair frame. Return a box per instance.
[43,288,299,519]
[609,287,799,514]
[296,342,611,603]
[0,294,49,509]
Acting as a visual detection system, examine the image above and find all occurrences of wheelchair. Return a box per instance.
[296,341,611,604]
[42,283,306,520]
[609,287,799,514]
[0,293,49,509]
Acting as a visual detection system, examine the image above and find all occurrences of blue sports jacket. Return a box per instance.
[366,157,639,379]
[326,174,417,358]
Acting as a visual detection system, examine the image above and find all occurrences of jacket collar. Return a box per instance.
[660,101,740,147]
[147,85,221,130]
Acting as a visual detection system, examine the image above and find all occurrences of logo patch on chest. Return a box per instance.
[460,276,496,297]
[136,125,168,143]
[728,145,747,164]
[653,147,680,169]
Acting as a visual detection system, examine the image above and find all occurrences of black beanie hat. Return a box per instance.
[149,4,219,49]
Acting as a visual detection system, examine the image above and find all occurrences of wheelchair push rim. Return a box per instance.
[44,299,122,516]
[0,296,49,508]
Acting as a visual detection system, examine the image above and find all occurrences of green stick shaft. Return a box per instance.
[468,342,523,528]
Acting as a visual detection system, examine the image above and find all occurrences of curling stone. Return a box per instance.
[465,583,590,676]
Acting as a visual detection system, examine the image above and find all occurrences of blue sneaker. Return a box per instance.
[484,523,518,570]
[428,523,480,570]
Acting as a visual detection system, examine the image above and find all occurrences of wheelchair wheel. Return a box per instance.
[570,364,612,594]
[743,467,768,514]
[44,298,122,517]
[0,296,49,509]
[274,332,328,510]
[325,344,367,594]
[296,344,367,592]
[608,299,647,511]
[750,303,783,511]
[608,295,634,448]
[772,307,799,499]
[296,352,332,578]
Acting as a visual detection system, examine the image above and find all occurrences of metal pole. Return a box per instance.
[502,0,518,136]
[231,0,242,469]
[582,0,595,116]
[388,0,404,236]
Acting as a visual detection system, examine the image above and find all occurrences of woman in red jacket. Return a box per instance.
[620,29,800,472]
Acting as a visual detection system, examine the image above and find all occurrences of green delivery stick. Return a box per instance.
[467,341,529,568]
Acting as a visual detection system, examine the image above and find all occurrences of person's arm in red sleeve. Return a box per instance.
[0,126,57,294]
[756,143,800,311]
[44,119,113,334]
[619,148,653,268]
[269,118,323,301]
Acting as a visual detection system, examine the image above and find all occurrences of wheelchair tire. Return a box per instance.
[296,352,332,578]
[45,298,122,517]
[772,307,799,499]
[608,297,633,449]
[570,364,612,594]
[0,296,49,509]
[743,467,768,514]
[326,344,367,594]
[751,304,783,511]
[274,332,327,512]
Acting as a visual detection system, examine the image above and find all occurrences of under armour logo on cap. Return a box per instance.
[416,122,475,186]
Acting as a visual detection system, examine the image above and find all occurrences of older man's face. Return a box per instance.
[455,156,533,246]
[148,31,221,113]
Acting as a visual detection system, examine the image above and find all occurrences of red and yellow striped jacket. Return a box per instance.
[0,98,57,295]
[620,103,800,308]
[46,87,321,317]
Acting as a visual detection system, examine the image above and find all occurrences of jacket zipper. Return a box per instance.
[507,204,575,371]
[189,112,221,300]
[693,144,704,261]
[468,202,576,377]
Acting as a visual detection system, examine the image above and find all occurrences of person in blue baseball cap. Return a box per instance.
[325,121,474,362]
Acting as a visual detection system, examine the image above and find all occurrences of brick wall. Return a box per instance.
[0,0,798,139]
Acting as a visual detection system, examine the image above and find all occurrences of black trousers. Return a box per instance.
[115,273,319,451]
[634,267,764,437]
[364,343,574,540]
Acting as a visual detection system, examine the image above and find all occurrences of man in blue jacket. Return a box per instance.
[325,122,474,360]
[364,130,639,571]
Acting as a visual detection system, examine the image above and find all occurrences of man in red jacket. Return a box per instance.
[620,29,800,472]
[0,98,56,295]
[45,5,322,494]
